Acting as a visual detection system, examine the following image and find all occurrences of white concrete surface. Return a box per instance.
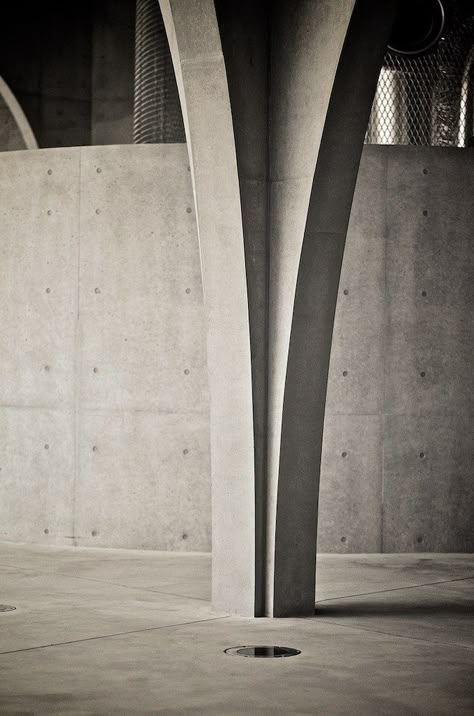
[319,146,474,554]
[160,0,256,616]
[0,144,210,553]
[0,144,471,562]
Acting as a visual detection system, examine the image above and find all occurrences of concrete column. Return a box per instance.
[274,0,401,616]
[161,0,400,616]
[159,0,256,617]
[266,0,356,616]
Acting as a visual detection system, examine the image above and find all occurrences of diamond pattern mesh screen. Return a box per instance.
[366,13,474,147]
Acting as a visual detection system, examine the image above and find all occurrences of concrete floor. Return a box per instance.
[0,545,473,715]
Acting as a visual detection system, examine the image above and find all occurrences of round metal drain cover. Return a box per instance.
[225,645,300,658]
[0,605,16,612]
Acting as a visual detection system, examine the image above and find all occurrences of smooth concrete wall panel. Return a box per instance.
[383,414,474,552]
[319,150,386,553]
[0,407,74,544]
[385,147,473,416]
[325,149,386,417]
[381,146,473,553]
[75,411,210,551]
[0,148,80,409]
[0,144,210,552]
[320,145,472,554]
[318,415,383,553]
[75,144,210,551]
[0,144,471,554]
[0,148,78,545]
[78,145,207,414]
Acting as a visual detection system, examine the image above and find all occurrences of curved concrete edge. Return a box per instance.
[213,0,272,617]
[159,0,256,616]
[0,75,38,150]
[273,0,401,617]
[265,0,356,616]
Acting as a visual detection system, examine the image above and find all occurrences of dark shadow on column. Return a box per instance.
[215,0,271,616]
[273,0,401,617]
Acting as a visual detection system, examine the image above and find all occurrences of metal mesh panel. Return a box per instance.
[133,0,185,144]
[366,11,474,147]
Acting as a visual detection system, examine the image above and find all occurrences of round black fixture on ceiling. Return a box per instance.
[388,0,445,56]
[224,645,301,658]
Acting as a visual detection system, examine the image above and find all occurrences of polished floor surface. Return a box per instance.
[0,544,473,715]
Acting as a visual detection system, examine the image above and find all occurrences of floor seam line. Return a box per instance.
[313,618,474,652]
[59,573,211,602]
[0,616,231,657]
[0,564,210,603]
[316,574,474,603]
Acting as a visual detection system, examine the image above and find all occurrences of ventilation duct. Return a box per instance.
[133,0,185,144]
[388,0,445,56]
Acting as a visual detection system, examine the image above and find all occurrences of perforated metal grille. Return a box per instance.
[366,13,474,147]
[133,0,185,144]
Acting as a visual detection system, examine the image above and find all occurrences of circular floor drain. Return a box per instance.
[224,645,301,658]
[0,605,16,612]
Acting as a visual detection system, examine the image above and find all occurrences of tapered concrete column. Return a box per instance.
[214,0,357,616]
[159,0,256,616]
[274,0,401,616]
[161,0,400,616]
[266,0,356,616]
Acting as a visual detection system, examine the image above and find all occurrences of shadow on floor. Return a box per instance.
[315,600,474,617]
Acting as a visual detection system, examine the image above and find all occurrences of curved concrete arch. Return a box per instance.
[0,75,38,150]
[273,0,401,616]
[158,0,256,616]
[214,0,357,616]
[265,0,357,617]
[159,0,402,618]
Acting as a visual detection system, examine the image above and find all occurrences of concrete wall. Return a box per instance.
[0,144,210,551]
[318,145,473,553]
[0,144,471,552]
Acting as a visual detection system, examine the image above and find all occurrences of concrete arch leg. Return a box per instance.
[161,0,400,617]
